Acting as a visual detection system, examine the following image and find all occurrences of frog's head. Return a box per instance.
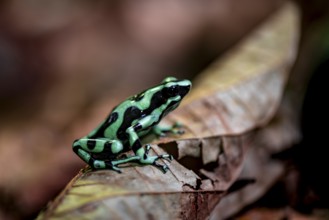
[161,77,191,100]
[159,76,191,115]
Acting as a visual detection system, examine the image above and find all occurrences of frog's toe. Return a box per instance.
[145,144,152,154]
[173,122,183,128]
[153,161,169,173]
[112,166,122,173]
[161,164,169,173]
[106,162,122,173]
[158,154,173,162]
[171,129,184,135]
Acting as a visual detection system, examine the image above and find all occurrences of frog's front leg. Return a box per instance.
[153,122,184,137]
[73,138,125,172]
[126,116,173,173]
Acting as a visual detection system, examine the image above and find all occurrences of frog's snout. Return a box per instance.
[179,81,191,97]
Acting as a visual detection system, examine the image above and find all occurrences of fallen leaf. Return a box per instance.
[37,2,299,219]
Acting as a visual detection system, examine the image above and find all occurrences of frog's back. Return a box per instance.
[109,100,144,140]
[87,100,143,141]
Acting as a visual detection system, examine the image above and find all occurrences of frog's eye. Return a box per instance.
[162,77,177,83]
[164,85,179,97]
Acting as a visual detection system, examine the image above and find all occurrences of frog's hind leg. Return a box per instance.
[126,117,174,173]
[72,138,123,172]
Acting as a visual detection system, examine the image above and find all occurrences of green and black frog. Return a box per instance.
[73,77,191,173]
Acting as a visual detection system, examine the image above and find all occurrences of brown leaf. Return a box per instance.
[41,150,223,219]
[37,2,299,219]
[236,208,323,220]
[210,3,301,219]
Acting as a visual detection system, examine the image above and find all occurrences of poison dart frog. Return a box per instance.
[73,77,191,173]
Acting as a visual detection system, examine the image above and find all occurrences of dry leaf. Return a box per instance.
[37,2,299,219]
[236,207,323,220]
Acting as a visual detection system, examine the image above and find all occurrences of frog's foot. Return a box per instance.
[153,161,170,173]
[153,122,185,137]
[157,154,174,162]
[143,144,173,162]
[140,153,173,173]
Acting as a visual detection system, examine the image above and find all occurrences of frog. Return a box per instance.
[73,76,191,173]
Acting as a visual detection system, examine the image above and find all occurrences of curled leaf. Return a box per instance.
[37,2,300,219]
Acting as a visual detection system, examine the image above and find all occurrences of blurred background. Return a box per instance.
[0,0,329,219]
